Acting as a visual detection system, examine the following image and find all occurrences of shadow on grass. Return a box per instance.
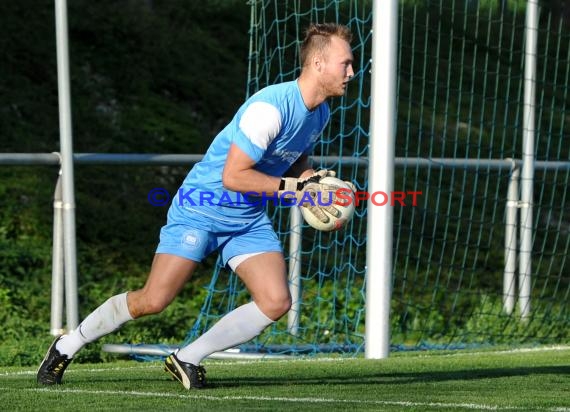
[23,364,570,390]
[206,365,570,389]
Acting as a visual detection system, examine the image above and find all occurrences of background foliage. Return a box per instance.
[0,0,249,366]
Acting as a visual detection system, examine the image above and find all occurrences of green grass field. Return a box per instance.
[1,346,568,411]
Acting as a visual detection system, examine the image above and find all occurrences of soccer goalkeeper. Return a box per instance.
[38,22,354,389]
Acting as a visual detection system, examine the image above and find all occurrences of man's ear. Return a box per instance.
[312,54,323,72]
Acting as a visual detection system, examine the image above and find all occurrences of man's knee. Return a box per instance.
[259,293,292,321]
[127,291,170,318]
[275,294,292,317]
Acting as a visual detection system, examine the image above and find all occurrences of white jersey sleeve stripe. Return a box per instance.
[238,101,282,150]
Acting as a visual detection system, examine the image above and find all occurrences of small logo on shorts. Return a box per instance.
[181,230,200,249]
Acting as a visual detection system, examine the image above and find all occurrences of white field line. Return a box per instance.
[205,344,570,364]
[0,364,156,377]
[0,387,562,411]
[1,344,569,375]
[0,350,568,412]
[410,345,570,360]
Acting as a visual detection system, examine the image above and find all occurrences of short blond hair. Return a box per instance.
[300,23,352,67]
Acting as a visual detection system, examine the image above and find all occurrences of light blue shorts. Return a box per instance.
[155,205,282,267]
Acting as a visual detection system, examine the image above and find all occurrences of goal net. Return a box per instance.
[177,0,569,356]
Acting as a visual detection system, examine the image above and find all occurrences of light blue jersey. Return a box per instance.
[172,80,330,221]
[157,80,329,264]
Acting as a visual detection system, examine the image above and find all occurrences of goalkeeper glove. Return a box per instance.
[278,170,349,224]
[278,169,336,192]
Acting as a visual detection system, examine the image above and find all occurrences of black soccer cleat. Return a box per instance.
[164,353,206,389]
[37,336,73,385]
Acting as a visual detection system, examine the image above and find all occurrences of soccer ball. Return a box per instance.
[300,176,356,231]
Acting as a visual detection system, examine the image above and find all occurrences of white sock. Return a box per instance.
[176,301,273,365]
[56,292,133,358]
